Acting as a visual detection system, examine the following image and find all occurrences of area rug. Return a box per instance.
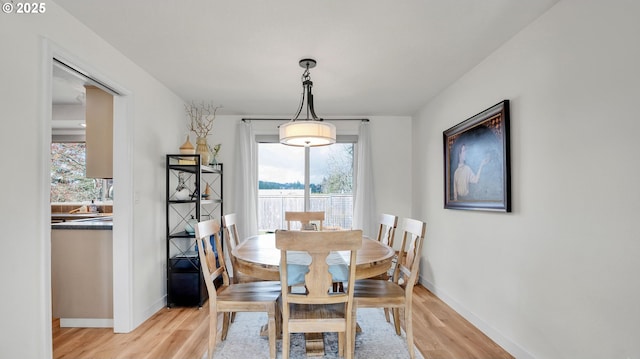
[209,308,424,359]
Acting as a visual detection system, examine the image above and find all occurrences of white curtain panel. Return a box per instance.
[353,121,377,238]
[234,121,259,239]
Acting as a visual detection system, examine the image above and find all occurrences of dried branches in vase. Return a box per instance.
[185,101,221,165]
[185,101,221,138]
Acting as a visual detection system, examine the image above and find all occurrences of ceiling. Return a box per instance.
[53,0,559,117]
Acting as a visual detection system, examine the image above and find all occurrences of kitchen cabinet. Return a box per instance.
[165,154,222,307]
[51,224,113,327]
[85,86,113,178]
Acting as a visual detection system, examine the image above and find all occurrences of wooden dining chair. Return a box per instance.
[222,213,241,249]
[285,211,325,231]
[276,229,362,359]
[221,213,247,284]
[350,218,426,359]
[374,213,398,322]
[376,213,398,248]
[195,219,281,359]
[221,213,248,322]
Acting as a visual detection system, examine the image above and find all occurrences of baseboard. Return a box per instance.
[134,295,167,329]
[419,277,534,359]
[60,318,113,328]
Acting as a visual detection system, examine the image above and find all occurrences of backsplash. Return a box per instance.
[51,204,113,214]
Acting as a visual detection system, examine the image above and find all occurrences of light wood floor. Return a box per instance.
[53,284,514,359]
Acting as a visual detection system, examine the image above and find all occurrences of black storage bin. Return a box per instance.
[168,254,208,307]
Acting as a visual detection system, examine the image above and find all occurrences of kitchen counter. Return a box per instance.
[51,216,113,230]
[52,212,113,223]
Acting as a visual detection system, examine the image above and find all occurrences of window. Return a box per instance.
[258,141,354,231]
[51,142,113,203]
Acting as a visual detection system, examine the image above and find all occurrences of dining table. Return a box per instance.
[231,231,396,356]
[231,232,396,281]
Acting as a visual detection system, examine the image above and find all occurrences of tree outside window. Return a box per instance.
[51,142,113,203]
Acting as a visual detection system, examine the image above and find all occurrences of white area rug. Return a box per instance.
[210,308,424,359]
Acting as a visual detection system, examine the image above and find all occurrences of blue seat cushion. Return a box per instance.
[286,264,308,286]
[285,263,349,286]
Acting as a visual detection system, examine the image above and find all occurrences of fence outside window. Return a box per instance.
[258,190,353,232]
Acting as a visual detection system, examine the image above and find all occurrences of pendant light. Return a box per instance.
[279,58,336,147]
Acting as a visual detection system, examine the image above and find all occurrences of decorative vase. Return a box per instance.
[203,183,212,199]
[209,143,221,166]
[179,135,195,155]
[184,215,198,234]
[195,136,210,165]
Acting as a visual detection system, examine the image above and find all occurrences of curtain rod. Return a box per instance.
[242,118,369,122]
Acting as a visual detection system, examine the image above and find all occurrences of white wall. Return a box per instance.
[0,2,185,358]
[413,0,640,358]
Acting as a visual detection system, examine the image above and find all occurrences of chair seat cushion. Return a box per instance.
[286,264,308,286]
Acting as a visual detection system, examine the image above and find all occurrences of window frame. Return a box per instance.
[50,136,114,204]
[256,135,357,211]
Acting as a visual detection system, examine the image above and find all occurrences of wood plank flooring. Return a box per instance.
[53,284,514,359]
[410,285,514,359]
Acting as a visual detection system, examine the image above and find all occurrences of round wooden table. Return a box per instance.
[232,232,396,281]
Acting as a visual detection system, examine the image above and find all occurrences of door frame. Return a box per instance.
[41,39,135,337]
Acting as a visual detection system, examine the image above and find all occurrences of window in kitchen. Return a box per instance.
[257,141,354,232]
[50,142,113,203]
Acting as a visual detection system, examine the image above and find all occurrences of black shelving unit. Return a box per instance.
[165,154,223,307]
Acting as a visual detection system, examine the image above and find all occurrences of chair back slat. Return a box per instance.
[195,219,229,301]
[395,218,427,289]
[222,213,240,249]
[222,213,250,283]
[376,213,398,247]
[285,211,325,231]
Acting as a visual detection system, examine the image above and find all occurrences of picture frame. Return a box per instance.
[443,100,511,212]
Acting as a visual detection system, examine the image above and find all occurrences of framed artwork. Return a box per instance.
[443,100,511,212]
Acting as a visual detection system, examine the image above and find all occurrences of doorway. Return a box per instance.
[51,61,116,328]
[44,44,134,339]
